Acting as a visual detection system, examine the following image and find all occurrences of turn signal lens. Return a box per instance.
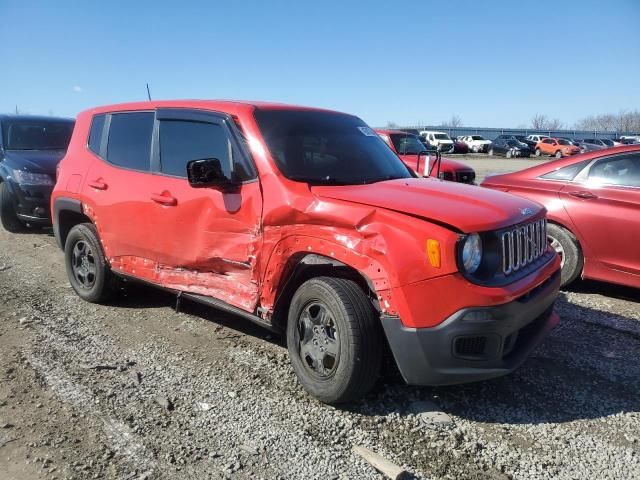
[426,239,441,268]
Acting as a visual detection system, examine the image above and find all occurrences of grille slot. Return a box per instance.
[454,336,487,357]
[501,218,547,275]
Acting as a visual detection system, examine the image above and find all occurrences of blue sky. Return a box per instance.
[1,0,638,128]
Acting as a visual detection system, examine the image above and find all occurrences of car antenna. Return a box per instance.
[146,83,152,101]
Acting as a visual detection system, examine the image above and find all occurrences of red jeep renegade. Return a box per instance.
[52,101,560,403]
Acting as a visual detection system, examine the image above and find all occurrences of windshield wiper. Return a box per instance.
[361,175,404,184]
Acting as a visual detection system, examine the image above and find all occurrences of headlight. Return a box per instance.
[11,169,55,186]
[462,233,482,273]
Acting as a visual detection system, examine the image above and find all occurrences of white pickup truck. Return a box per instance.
[419,130,454,153]
[458,135,492,153]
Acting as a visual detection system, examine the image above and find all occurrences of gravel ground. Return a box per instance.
[0,204,639,479]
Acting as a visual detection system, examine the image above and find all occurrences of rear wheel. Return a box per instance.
[488,148,494,156]
[64,223,114,303]
[555,150,563,158]
[0,182,25,233]
[506,150,512,159]
[535,148,542,157]
[286,277,382,404]
[547,223,583,287]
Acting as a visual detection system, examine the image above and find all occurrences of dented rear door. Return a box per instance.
[147,109,263,312]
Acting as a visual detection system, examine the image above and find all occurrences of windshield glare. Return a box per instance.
[2,119,74,150]
[558,139,572,145]
[254,109,412,185]
[390,134,426,155]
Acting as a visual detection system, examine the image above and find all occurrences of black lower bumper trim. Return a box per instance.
[382,269,560,386]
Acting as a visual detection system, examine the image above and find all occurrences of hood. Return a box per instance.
[2,149,65,175]
[311,178,543,233]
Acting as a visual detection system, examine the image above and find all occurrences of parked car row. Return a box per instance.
[0,103,637,406]
[411,130,639,158]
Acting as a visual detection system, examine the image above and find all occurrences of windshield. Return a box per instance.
[601,139,614,146]
[558,139,572,146]
[254,109,413,185]
[506,140,519,147]
[434,133,451,140]
[471,135,484,140]
[2,119,74,150]
[389,133,427,155]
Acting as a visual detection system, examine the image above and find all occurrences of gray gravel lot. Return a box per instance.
[0,162,638,479]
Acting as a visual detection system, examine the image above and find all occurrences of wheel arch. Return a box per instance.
[53,197,93,250]
[269,253,382,332]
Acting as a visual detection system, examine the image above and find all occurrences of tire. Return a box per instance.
[555,150,563,159]
[488,148,494,156]
[0,182,25,233]
[535,148,542,157]
[547,223,583,287]
[506,150,512,159]
[286,276,382,404]
[64,223,113,303]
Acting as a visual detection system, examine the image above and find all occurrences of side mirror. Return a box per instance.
[186,158,236,189]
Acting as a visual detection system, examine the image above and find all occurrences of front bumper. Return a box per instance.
[5,180,53,225]
[382,269,560,386]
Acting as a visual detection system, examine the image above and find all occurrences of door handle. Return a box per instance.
[151,192,177,206]
[88,179,108,190]
[568,190,597,199]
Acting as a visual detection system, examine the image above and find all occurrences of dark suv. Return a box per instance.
[0,115,74,231]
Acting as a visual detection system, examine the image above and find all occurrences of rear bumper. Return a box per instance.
[382,269,560,386]
[5,180,53,225]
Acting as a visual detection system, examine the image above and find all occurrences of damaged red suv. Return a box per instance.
[52,101,560,403]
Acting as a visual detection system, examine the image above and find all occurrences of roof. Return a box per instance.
[0,114,74,123]
[82,100,344,118]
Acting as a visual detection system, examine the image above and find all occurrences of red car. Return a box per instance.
[52,100,560,403]
[375,129,476,183]
[482,145,640,289]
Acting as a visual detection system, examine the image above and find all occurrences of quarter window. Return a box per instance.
[88,114,106,155]
[540,160,589,181]
[106,112,154,171]
[159,120,232,178]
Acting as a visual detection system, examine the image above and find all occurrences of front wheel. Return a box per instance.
[287,277,382,404]
[506,150,512,159]
[488,148,494,156]
[555,150,563,158]
[64,223,114,303]
[535,148,542,157]
[0,182,25,233]
[547,223,583,287]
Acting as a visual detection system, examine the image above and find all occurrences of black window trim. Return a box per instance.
[151,108,258,182]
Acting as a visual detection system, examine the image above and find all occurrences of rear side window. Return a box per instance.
[159,120,231,177]
[540,160,590,181]
[106,112,154,171]
[88,114,106,155]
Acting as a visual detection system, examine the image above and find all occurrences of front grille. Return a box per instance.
[456,170,476,184]
[501,218,547,275]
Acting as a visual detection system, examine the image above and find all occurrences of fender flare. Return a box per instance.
[52,197,83,249]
